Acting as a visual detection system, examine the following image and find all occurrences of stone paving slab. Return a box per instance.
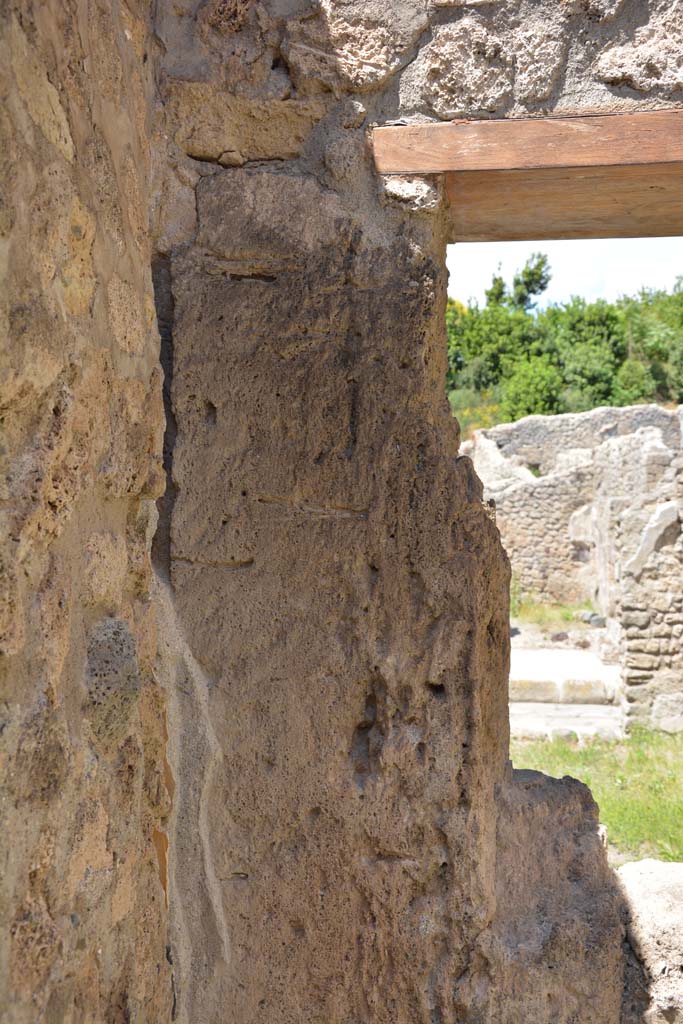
[510,701,625,740]
[510,647,621,704]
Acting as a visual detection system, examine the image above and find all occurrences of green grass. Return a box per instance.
[511,727,683,861]
[509,579,593,627]
[513,598,593,628]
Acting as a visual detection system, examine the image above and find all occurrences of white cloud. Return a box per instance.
[446,237,683,309]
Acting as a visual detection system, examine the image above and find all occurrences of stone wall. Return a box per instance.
[153,3,668,1022]
[466,405,680,604]
[4,0,683,1021]
[1,3,171,1020]
[467,405,683,728]
[594,423,683,729]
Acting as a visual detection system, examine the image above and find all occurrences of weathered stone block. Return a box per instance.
[562,678,610,704]
[410,19,513,119]
[168,163,515,1023]
[622,611,651,629]
[85,618,141,746]
[509,678,560,702]
[626,654,660,671]
[651,693,683,733]
[618,860,683,1020]
[8,1,680,1021]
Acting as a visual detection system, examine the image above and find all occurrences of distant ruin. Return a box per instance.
[466,405,683,730]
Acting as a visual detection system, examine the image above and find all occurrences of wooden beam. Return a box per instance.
[373,111,683,175]
[445,163,683,242]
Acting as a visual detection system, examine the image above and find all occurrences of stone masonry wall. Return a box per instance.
[1,3,171,1021]
[486,405,678,474]
[594,422,683,729]
[468,405,680,605]
[4,0,683,1021]
[469,406,683,729]
[487,457,596,604]
[151,3,680,1023]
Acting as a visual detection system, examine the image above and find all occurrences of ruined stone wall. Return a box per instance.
[469,406,683,729]
[154,13,515,1012]
[469,406,682,605]
[1,3,171,1020]
[4,0,683,1021]
[469,405,682,603]
[486,456,596,603]
[593,422,683,729]
[485,406,679,475]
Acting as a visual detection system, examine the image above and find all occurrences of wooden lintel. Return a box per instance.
[373,110,683,175]
[445,163,683,242]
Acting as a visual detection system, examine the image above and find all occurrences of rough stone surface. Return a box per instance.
[282,0,429,95]
[619,860,683,1024]
[486,769,625,1021]
[414,19,515,119]
[596,3,683,98]
[5,0,683,1021]
[155,1,636,1017]
[167,160,515,1024]
[1,3,170,1022]
[398,0,681,119]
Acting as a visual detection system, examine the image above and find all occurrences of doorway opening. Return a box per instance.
[448,236,683,866]
[373,111,683,867]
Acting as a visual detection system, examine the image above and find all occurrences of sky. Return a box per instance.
[446,237,683,309]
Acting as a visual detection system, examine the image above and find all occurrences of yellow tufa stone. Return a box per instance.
[10,17,74,163]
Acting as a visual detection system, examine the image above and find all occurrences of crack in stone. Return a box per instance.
[171,556,255,569]
[256,495,369,518]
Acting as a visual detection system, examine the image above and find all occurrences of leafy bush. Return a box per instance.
[447,257,683,421]
[448,388,501,438]
[500,356,563,421]
[611,358,657,406]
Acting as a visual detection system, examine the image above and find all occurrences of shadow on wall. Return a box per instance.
[151,254,177,583]
[479,766,651,1024]
[151,2,674,1023]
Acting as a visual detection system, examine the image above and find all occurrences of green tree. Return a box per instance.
[446,254,683,432]
[540,297,626,364]
[558,340,616,411]
[611,359,657,406]
[485,272,506,307]
[501,356,564,421]
[446,258,548,393]
[618,292,683,400]
[667,335,683,402]
[510,253,551,310]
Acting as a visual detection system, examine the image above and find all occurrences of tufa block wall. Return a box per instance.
[154,1,671,1021]
[1,2,171,1021]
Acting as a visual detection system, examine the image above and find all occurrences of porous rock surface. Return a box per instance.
[3,0,682,1021]
[619,860,683,1024]
[1,3,170,1021]
[168,154,516,1024]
